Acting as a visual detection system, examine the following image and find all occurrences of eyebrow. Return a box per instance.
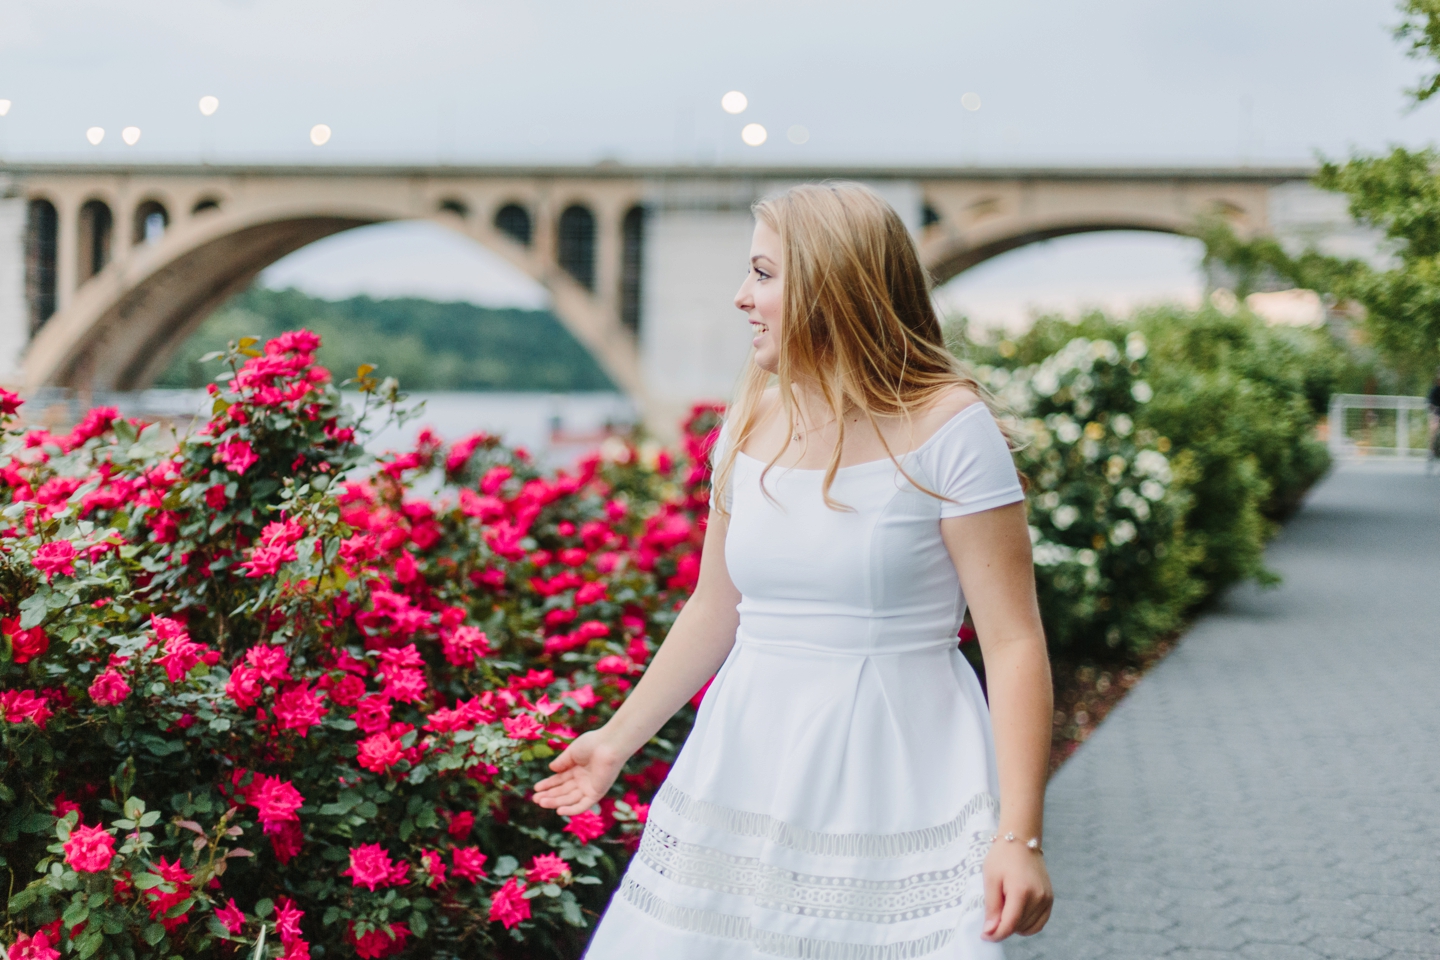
[750,254,776,265]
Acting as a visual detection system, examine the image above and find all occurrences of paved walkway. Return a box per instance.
[1010,462,1440,960]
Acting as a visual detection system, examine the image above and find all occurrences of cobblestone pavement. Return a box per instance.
[1009,463,1440,960]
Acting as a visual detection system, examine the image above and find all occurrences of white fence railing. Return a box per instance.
[1327,394,1434,459]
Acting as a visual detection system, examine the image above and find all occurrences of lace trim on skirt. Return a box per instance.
[638,822,990,924]
[618,877,963,959]
[654,784,999,859]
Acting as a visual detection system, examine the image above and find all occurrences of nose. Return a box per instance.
[735,273,752,312]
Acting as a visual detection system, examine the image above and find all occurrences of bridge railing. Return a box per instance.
[1327,394,1435,460]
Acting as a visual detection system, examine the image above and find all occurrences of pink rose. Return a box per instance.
[88,670,131,706]
[215,898,245,935]
[6,929,59,960]
[1,690,52,729]
[251,775,304,828]
[245,644,292,683]
[501,715,545,741]
[563,810,607,844]
[33,541,76,579]
[356,732,403,773]
[526,853,570,883]
[4,619,49,664]
[351,695,392,734]
[225,665,263,709]
[63,823,115,873]
[451,846,488,882]
[273,682,326,736]
[342,843,407,891]
[420,849,446,887]
[215,440,259,475]
[488,878,531,929]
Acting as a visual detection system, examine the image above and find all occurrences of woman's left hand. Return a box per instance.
[980,840,1053,941]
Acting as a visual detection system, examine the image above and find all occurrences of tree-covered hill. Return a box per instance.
[156,287,616,392]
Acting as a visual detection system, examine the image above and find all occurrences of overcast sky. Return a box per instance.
[5,0,1438,323]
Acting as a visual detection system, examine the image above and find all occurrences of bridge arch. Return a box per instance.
[77,199,114,283]
[21,193,644,403]
[24,198,59,331]
[132,199,170,246]
[922,216,1198,286]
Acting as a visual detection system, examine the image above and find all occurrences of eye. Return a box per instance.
[752,266,771,281]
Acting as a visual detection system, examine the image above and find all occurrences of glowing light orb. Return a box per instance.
[721,91,748,114]
[961,92,981,112]
[787,125,809,144]
[740,123,767,146]
[122,126,141,146]
[310,124,332,146]
[85,127,105,145]
[199,96,219,116]
[0,101,10,117]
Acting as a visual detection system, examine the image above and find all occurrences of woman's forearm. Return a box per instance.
[600,594,739,757]
[983,636,1053,840]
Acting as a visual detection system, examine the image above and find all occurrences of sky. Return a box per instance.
[5,0,1439,324]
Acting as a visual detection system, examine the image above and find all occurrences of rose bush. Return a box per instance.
[0,333,721,960]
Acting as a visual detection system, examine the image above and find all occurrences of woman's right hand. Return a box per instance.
[533,730,629,816]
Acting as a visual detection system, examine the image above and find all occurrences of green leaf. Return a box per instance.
[409,912,428,938]
[131,872,164,890]
[143,922,167,945]
[63,898,90,928]
[9,886,37,911]
[137,810,160,828]
[123,797,145,819]
[18,591,48,629]
[494,856,518,877]
[254,897,274,918]
[77,928,104,958]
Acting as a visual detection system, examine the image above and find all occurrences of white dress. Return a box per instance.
[585,403,1024,959]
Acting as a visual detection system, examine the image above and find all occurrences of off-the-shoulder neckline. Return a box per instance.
[732,401,989,473]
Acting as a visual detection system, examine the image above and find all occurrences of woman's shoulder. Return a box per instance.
[911,384,987,445]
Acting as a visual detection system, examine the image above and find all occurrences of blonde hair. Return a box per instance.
[713,181,993,515]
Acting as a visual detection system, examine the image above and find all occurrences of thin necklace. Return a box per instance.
[791,407,844,443]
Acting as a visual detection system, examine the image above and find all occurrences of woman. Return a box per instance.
[535,182,1054,958]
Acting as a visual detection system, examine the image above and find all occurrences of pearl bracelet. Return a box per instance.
[990,831,1043,855]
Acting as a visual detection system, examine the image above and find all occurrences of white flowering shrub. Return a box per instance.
[976,334,1202,655]
[961,305,1347,656]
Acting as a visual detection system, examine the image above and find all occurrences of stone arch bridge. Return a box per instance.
[0,162,1327,431]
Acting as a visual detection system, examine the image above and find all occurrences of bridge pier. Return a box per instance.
[0,191,25,383]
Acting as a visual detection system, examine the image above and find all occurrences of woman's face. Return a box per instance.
[734,220,784,374]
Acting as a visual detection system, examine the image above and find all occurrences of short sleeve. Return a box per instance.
[708,420,733,512]
[931,405,1024,518]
